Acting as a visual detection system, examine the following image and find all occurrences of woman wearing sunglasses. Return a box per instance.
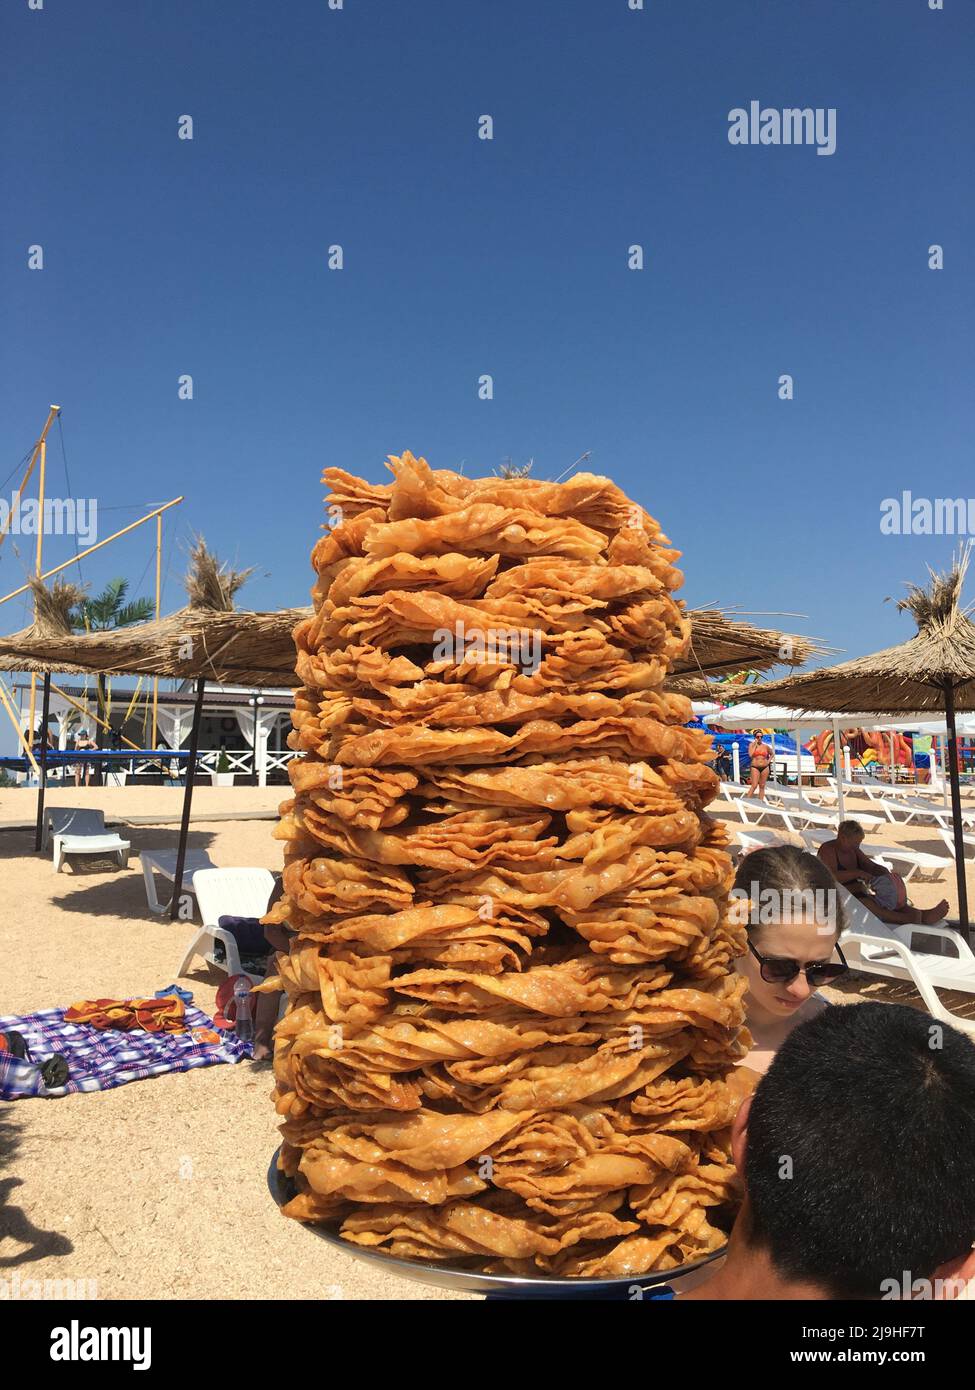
[732,844,850,1076]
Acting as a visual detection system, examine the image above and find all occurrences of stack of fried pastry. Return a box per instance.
[264,452,748,1278]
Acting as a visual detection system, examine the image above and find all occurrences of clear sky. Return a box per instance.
[2,0,973,717]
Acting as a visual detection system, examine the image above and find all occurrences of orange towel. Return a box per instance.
[65,996,187,1034]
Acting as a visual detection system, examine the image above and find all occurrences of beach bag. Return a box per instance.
[872,871,907,910]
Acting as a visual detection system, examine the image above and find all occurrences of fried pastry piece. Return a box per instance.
[628,1075,739,1131]
[281,854,414,918]
[418,758,695,814]
[362,502,610,564]
[284,762,417,830]
[280,801,558,873]
[319,469,392,519]
[326,552,500,606]
[385,452,658,539]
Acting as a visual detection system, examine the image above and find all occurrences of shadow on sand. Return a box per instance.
[30,828,218,920]
[0,1109,74,1267]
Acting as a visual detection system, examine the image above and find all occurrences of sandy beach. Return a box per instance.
[1,783,973,1300]
[0,786,461,1301]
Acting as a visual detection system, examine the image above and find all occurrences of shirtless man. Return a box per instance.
[747,734,773,799]
[818,819,948,926]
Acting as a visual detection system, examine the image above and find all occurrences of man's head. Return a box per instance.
[836,819,865,848]
[732,1002,975,1299]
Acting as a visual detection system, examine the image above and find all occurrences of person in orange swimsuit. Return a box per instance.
[747,734,773,799]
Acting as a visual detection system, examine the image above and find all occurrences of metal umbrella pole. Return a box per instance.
[170,676,206,921]
[33,672,52,851]
[944,679,970,937]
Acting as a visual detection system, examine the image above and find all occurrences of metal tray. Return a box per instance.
[268,1151,726,1298]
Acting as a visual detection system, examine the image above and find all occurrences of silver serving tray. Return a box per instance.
[268,1150,726,1297]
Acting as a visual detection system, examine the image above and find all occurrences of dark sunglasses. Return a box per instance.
[747,939,849,988]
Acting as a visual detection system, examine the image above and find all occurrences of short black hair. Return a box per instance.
[744,1002,975,1298]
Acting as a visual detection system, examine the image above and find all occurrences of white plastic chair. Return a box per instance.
[938,828,975,862]
[879,797,975,830]
[735,798,882,834]
[733,798,792,827]
[837,886,975,1038]
[140,847,216,914]
[176,867,276,982]
[719,781,748,800]
[43,807,130,874]
[731,826,794,861]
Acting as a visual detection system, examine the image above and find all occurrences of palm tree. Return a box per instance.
[70,578,155,775]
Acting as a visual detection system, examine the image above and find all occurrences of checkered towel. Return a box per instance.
[0,1004,250,1100]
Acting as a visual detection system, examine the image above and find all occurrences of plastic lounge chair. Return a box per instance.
[799,828,949,882]
[763,783,836,807]
[731,827,792,860]
[176,867,276,982]
[732,798,797,830]
[140,847,216,915]
[793,802,885,830]
[837,885,975,1038]
[879,797,974,830]
[719,781,748,799]
[938,828,975,862]
[43,807,130,874]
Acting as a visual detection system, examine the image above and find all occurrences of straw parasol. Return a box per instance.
[0,539,301,687]
[751,546,975,931]
[672,609,824,681]
[0,602,820,688]
[0,542,300,908]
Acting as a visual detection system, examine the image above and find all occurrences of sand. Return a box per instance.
[0,782,972,1299]
[0,786,463,1301]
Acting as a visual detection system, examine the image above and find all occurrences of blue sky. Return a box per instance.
[2,0,972,718]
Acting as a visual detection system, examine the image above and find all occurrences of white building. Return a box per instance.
[12,679,295,786]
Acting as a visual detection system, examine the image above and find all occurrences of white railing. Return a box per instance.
[17,746,292,787]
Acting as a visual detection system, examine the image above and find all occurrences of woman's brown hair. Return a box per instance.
[732,844,847,937]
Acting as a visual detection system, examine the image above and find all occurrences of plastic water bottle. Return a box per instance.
[233,977,254,1043]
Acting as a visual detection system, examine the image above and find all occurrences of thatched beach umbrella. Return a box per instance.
[752,547,975,932]
[673,610,823,681]
[0,542,300,913]
[1,599,819,689]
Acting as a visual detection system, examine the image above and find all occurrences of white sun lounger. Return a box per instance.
[719,781,749,799]
[938,828,975,861]
[176,867,276,982]
[799,827,949,883]
[837,886,975,1038]
[140,848,216,915]
[730,827,793,860]
[734,798,883,833]
[42,807,131,874]
[861,780,974,803]
[763,782,837,807]
[878,797,975,830]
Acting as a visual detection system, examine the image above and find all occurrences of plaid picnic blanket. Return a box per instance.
[0,1003,250,1100]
